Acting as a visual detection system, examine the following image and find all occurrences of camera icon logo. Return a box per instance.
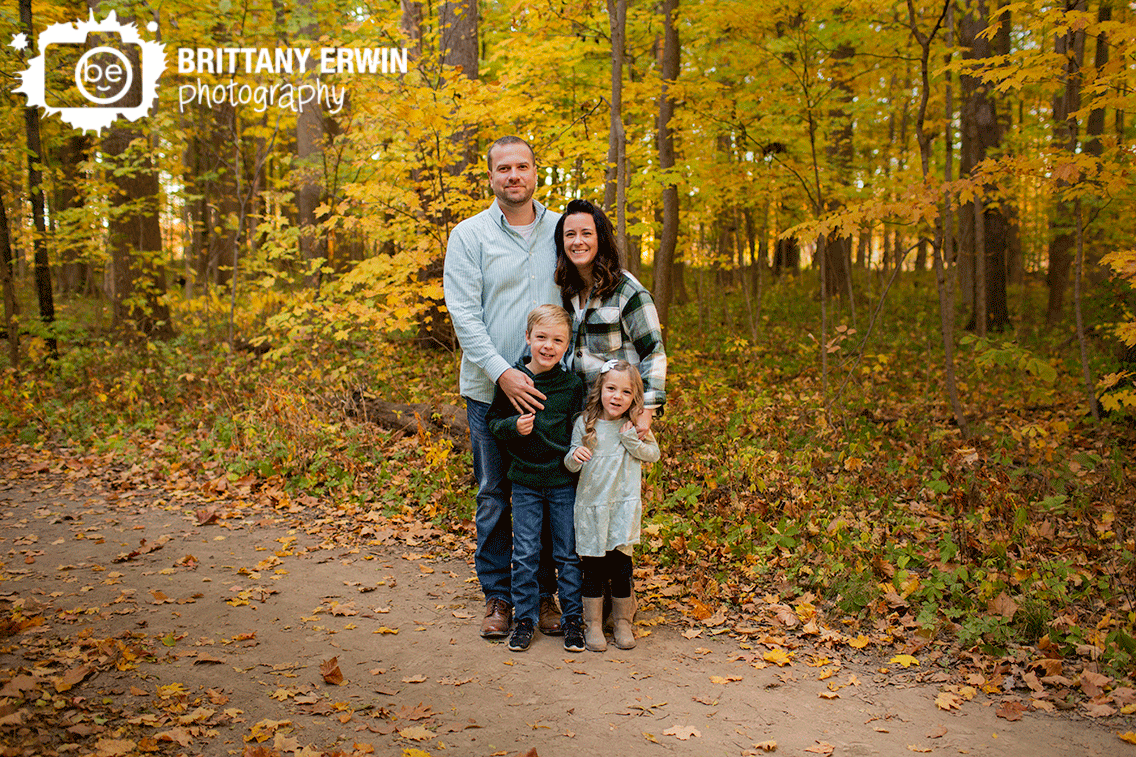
[13,11,165,133]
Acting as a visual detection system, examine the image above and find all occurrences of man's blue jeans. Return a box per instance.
[511,482,583,624]
[465,398,555,605]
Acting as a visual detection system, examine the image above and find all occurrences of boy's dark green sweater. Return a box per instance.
[486,360,585,488]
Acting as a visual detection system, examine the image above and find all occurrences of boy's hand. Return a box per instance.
[572,446,592,464]
[517,413,535,436]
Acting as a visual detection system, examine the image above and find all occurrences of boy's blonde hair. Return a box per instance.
[580,360,645,449]
[526,303,572,335]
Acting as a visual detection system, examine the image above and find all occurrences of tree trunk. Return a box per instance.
[56,134,92,295]
[20,0,57,359]
[296,0,327,291]
[908,0,968,437]
[604,0,628,266]
[959,0,1008,334]
[824,41,855,303]
[653,0,680,332]
[417,0,478,350]
[0,190,18,373]
[1044,1,1086,327]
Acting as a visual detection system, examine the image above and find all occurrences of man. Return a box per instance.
[443,136,564,639]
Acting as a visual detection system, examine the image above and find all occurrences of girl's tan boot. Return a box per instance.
[612,595,636,649]
[584,597,607,652]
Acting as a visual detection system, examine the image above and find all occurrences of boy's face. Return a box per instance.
[525,321,570,374]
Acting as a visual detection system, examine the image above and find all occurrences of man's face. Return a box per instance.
[525,321,570,373]
[488,143,537,210]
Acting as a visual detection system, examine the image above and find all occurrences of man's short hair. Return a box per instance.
[526,303,571,335]
[487,136,535,170]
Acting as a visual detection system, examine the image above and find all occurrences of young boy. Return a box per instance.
[486,304,586,653]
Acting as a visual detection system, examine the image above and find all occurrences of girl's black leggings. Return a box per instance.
[581,550,633,598]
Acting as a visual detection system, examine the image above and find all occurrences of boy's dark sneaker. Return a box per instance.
[562,615,585,653]
[508,619,535,652]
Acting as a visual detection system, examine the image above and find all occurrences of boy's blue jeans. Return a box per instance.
[465,398,556,605]
[511,482,583,624]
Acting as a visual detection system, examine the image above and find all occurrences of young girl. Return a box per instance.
[565,360,660,651]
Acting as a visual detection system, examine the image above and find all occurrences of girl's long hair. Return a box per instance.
[579,360,645,450]
[554,198,623,309]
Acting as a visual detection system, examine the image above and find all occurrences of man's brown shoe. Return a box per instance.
[481,598,512,638]
[538,596,563,636]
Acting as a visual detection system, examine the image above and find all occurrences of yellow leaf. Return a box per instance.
[1118,731,1136,745]
[848,634,870,649]
[398,726,435,741]
[763,648,793,666]
[891,654,920,668]
[936,691,962,711]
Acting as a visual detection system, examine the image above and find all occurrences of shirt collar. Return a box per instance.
[491,197,546,227]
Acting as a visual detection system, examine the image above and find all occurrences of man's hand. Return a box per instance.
[498,368,546,414]
[634,407,655,439]
[517,413,534,436]
[571,446,592,464]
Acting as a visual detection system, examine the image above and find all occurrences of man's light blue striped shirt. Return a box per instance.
[443,199,561,404]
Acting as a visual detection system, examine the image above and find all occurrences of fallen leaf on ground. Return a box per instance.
[907,746,932,753]
[935,692,962,711]
[1080,670,1112,698]
[95,739,136,757]
[402,674,428,683]
[320,657,344,686]
[752,741,777,752]
[1119,731,1136,745]
[663,725,701,740]
[398,725,434,741]
[995,700,1026,721]
[926,725,947,739]
[156,728,193,746]
[891,654,919,668]
[764,648,792,666]
[804,741,834,755]
[1084,702,1115,718]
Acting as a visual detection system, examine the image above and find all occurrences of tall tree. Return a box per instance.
[653,0,680,332]
[0,190,18,373]
[958,0,1009,334]
[295,0,328,289]
[88,0,172,339]
[604,0,628,266]
[20,0,57,358]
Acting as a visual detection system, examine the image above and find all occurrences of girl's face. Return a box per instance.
[600,369,635,421]
[562,212,598,275]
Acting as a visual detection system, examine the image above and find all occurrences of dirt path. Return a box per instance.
[0,464,1129,757]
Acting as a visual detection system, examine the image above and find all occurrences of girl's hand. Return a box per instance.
[517,413,534,436]
[572,446,592,464]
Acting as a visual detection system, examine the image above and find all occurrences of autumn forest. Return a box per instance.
[2,0,1136,740]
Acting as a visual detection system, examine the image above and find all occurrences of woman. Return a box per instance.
[554,199,666,434]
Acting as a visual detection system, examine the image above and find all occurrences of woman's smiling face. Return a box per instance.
[562,212,598,275]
